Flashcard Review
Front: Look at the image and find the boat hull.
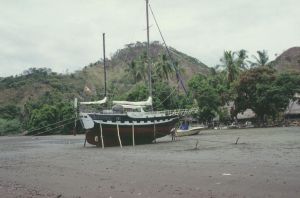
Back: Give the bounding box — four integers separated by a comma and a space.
85, 118, 178, 146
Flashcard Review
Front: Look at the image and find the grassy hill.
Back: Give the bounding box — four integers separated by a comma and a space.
0, 41, 210, 109
272, 47, 300, 73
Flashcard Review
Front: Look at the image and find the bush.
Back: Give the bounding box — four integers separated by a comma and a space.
0, 105, 21, 120
0, 119, 22, 136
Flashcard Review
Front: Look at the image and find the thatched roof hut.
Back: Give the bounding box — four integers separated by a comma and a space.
285, 100, 300, 119
237, 109, 256, 120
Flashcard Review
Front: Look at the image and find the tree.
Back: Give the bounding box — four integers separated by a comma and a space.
188, 74, 221, 123
154, 54, 174, 81
249, 50, 270, 67
24, 91, 75, 134
28, 105, 58, 129
207, 71, 231, 105
0, 119, 21, 136
126, 84, 148, 102
0, 105, 21, 120
152, 82, 177, 110
234, 67, 299, 124
125, 52, 148, 83
275, 72, 300, 99
235, 49, 249, 70
219, 50, 248, 83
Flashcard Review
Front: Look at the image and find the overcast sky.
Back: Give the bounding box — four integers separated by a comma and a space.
0, 0, 299, 77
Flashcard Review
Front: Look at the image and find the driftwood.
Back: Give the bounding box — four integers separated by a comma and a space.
235, 137, 240, 145
194, 140, 199, 150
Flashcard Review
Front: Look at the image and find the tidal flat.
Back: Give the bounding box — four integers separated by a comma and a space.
0, 127, 300, 198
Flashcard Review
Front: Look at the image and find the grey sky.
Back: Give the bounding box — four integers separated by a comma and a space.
0, 0, 299, 77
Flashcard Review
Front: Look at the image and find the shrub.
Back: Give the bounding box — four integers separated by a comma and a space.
0, 119, 22, 136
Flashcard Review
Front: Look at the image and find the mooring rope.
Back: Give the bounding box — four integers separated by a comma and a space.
26, 117, 77, 135
32, 119, 79, 136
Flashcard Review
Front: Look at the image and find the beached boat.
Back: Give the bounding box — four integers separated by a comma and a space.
175, 126, 204, 137
81, 110, 179, 146
79, 0, 184, 147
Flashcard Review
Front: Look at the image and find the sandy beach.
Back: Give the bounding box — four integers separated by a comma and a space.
0, 127, 300, 198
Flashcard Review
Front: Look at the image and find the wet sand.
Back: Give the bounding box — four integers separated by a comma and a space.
0, 127, 300, 198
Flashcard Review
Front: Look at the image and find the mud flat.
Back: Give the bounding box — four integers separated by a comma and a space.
0, 127, 300, 198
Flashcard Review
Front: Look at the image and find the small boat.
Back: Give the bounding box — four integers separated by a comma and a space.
176, 126, 204, 137
175, 122, 204, 137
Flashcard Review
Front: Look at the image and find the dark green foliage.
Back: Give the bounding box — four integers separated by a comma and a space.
208, 71, 231, 105
24, 91, 75, 134
0, 105, 22, 135
152, 82, 177, 110
188, 74, 221, 123
275, 72, 300, 99
126, 84, 148, 102
0, 119, 22, 136
234, 67, 300, 123
154, 54, 174, 81
0, 105, 21, 120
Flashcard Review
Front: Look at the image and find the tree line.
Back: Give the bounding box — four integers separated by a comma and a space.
123, 49, 300, 126
189, 50, 300, 125
0, 49, 299, 135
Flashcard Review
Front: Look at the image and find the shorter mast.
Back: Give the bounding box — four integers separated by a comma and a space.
103, 33, 107, 97
146, 0, 153, 111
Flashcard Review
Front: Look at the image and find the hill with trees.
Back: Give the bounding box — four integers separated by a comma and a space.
1, 44, 300, 135
0, 42, 209, 135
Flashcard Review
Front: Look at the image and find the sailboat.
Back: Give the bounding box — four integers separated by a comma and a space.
79, 0, 180, 147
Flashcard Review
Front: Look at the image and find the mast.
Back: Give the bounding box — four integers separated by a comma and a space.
146, 0, 152, 110
148, 5, 188, 95
103, 33, 107, 97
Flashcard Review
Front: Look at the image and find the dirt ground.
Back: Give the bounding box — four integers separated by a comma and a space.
0, 127, 300, 198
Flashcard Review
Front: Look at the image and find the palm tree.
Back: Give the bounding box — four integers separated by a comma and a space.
154, 54, 174, 81
235, 49, 248, 70
126, 53, 148, 83
126, 60, 136, 82
249, 50, 270, 67
220, 50, 249, 83
220, 51, 238, 83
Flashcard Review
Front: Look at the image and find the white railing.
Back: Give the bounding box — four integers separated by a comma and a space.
143, 108, 199, 116
80, 107, 199, 116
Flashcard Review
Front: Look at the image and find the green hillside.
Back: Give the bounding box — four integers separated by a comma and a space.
0, 42, 210, 135
0, 42, 209, 107
2, 43, 298, 136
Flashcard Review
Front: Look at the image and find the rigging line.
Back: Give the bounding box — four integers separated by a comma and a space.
26, 117, 76, 134
33, 119, 78, 136
148, 4, 188, 95
154, 85, 178, 109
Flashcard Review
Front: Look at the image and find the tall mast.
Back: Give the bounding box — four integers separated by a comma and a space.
103, 33, 107, 97
146, 0, 152, 109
